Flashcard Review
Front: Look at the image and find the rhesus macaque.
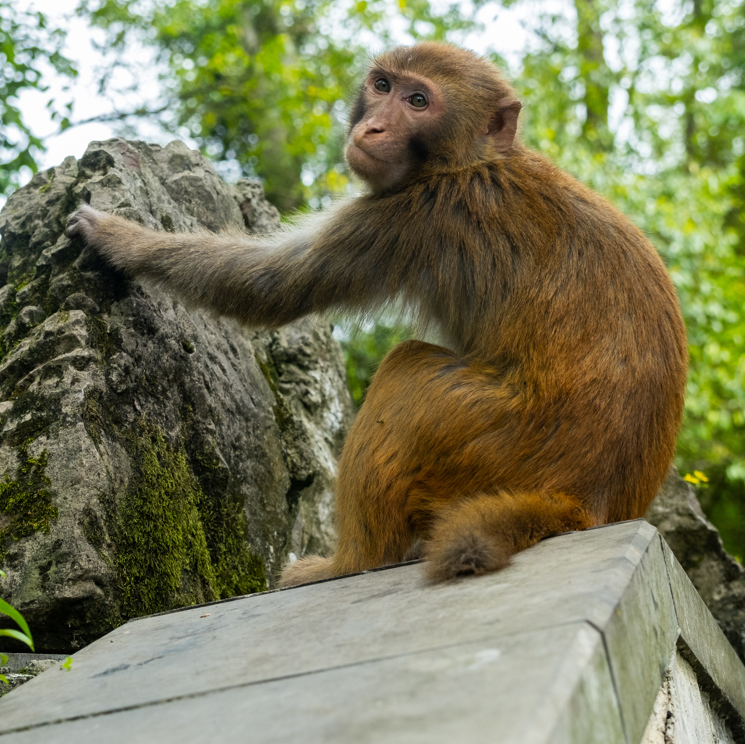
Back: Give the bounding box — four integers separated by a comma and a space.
66, 43, 687, 586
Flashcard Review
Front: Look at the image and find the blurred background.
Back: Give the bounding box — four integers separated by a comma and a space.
2, 0, 744, 558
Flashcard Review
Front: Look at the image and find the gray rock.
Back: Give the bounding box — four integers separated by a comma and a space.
0, 653, 66, 698
0, 138, 354, 653
646, 468, 745, 664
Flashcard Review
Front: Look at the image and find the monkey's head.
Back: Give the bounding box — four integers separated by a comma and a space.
345, 42, 522, 193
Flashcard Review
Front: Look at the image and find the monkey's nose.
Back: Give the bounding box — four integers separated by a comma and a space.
364, 120, 386, 135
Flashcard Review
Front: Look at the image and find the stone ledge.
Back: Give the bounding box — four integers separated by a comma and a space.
0, 520, 742, 743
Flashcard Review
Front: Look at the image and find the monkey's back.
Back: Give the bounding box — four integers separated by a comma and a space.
406, 151, 688, 522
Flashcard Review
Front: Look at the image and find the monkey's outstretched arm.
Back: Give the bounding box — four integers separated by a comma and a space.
66, 201, 390, 327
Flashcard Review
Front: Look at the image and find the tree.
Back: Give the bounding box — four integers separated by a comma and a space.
0, 1, 77, 196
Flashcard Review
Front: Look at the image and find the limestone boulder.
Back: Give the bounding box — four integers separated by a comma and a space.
0, 139, 353, 653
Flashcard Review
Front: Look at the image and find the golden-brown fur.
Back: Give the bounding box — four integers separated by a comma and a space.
66, 43, 688, 587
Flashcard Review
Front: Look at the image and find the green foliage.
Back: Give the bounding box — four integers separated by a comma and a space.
0, 569, 34, 658
694, 464, 745, 561
0, 1, 77, 196
339, 322, 412, 406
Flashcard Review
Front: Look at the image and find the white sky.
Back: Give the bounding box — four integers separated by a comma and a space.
9, 0, 573, 198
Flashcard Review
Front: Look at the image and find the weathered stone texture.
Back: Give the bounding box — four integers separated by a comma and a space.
0, 138, 353, 653
646, 468, 745, 664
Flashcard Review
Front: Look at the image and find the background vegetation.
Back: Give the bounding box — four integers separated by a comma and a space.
2, 0, 744, 559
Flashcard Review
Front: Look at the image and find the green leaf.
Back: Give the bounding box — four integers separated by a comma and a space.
0, 597, 33, 644
0, 629, 34, 651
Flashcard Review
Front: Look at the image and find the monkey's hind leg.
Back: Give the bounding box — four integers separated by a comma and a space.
424, 491, 592, 582
278, 555, 337, 588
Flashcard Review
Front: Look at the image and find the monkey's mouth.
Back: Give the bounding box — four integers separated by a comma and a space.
347, 142, 387, 164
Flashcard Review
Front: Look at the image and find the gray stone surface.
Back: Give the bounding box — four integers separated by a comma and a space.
0, 654, 66, 698
603, 530, 679, 744
646, 468, 745, 664
0, 626, 623, 744
642, 652, 736, 744
0, 520, 742, 744
0, 138, 354, 653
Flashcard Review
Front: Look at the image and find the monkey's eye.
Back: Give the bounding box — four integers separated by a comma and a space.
409, 93, 428, 108
374, 78, 391, 93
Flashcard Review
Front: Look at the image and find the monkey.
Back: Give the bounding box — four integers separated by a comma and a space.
66, 42, 688, 587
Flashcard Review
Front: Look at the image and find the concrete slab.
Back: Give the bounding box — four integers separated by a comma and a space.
0, 519, 742, 744
1, 624, 625, 744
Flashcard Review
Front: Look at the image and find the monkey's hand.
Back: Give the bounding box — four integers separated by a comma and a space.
65, 204, 111, 248
65, 204, 152, 274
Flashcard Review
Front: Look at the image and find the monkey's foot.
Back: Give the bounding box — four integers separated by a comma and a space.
423, 530, 510, 582
278, 555, 338, 588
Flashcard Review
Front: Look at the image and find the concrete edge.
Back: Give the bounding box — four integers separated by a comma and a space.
659, 535, 745, 742
595, 524, 745, 744
546, 623, 626, 744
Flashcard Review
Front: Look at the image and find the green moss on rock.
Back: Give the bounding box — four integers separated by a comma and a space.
38, 169, 55, 194
254, 353, 295, 434
191, 449, 266, 599
114, 423, 265, 619
86, 315, 118, 360
4, 391, 60, 447
0, 442, 57, 566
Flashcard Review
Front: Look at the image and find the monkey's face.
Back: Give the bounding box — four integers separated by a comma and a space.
345, 69, 444, 192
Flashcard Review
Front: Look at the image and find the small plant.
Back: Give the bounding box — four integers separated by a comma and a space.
0, 568, 34, 684
683, 470, 710, 487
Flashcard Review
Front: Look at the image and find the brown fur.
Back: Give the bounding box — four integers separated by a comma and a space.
66, 43, 688, 587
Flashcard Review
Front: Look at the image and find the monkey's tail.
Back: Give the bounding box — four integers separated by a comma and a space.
423, 491, 593, 582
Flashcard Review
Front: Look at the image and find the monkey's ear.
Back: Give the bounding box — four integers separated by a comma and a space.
488, 100, 522, 152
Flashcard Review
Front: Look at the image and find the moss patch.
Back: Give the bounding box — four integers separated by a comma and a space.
255, 353, 295, 434
191, 449, 266, 599
113, 423, 265, 619
3, 391, 61, 447
0, 443, 57, 566
38, 169, 55, 194
86, 315, 119, 360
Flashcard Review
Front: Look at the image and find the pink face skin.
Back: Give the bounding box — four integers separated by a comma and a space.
345, 70, 444, 192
